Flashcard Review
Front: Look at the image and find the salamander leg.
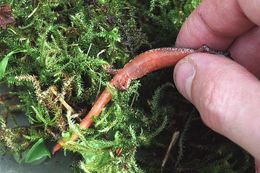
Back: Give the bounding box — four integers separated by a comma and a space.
111, 74, 131, 91
117, 78, 131, 90
104, 65, 120, 75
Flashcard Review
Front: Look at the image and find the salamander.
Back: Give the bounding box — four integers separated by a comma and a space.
52, 45, 228, 154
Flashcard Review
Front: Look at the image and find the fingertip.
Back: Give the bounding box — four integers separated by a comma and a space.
173, 56, 196, 102
174, 53, 260, 160
238, 0, 260, 26
176, 0, 254, 49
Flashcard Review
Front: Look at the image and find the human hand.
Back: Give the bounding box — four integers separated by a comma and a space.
173, 0, 260, 171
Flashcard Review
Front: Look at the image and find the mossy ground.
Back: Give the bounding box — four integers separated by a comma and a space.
0, 0, 254, 172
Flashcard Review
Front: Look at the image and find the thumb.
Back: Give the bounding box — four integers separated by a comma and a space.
173, 53, 260, 160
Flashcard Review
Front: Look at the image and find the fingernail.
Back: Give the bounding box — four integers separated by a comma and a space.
174, 59, 196, 101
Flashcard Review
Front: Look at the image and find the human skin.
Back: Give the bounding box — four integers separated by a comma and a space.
173, 0, 260, 171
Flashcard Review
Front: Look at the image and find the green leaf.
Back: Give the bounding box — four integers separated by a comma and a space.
24, 138, 51, 163
0, 50, 27, 80
0, 54, 10, 80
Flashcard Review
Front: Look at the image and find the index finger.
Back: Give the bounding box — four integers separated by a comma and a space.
176, 0, 256, 49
